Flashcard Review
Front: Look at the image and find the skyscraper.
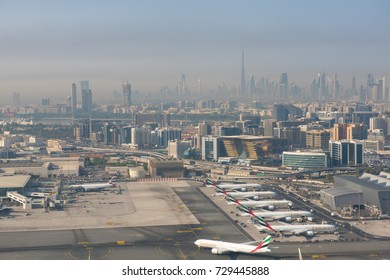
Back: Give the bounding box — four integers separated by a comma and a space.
81, 80, 92, 114
240, 46, 246, 98
279, 72, 288, 99
71, 83, 77, 114
12, 92, 20, 107
123, 81, 131, 110
249, 74, 255, 98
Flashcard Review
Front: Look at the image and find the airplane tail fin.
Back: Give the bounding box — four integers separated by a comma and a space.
250, 235, 272, 253
205, 178, 215, 186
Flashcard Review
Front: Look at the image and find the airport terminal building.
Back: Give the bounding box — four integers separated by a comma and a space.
321, 174, 390, 214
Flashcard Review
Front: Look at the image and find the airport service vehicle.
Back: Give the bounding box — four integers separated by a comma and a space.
241, 210, 313, 222
194, 235, 272, 255
255, 223, 337, 237
70, 177, 116, 192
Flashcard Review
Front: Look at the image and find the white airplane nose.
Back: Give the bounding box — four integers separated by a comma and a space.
194, 240, 200, 246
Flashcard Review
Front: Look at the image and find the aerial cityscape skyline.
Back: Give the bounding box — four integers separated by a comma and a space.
1, 0, 390, 102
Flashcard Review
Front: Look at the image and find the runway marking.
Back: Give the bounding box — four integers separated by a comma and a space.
117, 240, 126, 245
99, 247, 115, 259
369, 253, 378, 257
175, 243, 187, 260
177, 230, 193, 233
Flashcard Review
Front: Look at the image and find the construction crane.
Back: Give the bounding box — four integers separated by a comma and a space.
64, 95, 71, 105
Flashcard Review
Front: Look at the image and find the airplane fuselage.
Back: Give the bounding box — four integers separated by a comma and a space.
194, 239, 270, 254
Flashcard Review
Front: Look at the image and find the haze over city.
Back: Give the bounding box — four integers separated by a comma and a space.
1, 0, 390, 103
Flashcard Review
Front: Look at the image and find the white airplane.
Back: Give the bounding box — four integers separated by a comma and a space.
70, 177, 116, 192
228, 199, 293, 210
194, 235, 272, 255
255, 223, 337, 237
217, 191, 276, 200
205, 179, 261, 191
240, 210, 313, 223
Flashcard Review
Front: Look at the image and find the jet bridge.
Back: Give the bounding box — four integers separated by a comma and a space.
6, 192, 32, 209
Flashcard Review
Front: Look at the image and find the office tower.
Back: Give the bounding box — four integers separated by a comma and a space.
240, 46, 246, 98
305, 130, 330, 151
346, 123, 368, 140
367, 73, 375, 102
331, 72, 340, 100
279, 72, 288, 99
352, 76, 356, 95
249, 74, 255, 98
329, 140, 363, 167
80, 80, 92, 114
123, 81, 131, 110
179, 74, 186, 96
80, 80, 89, 92
71, 83, 77, 114
41, 98, 50, 106
202, 136, 221, 161
318, 72, 327, 100
198, 79, 202, 96
12, 92, 20, 107
157, 128, 182, 148
370, 117, 387, 135
332, 124, 347, 140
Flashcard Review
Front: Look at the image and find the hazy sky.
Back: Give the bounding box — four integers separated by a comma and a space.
1, 0, 390, 102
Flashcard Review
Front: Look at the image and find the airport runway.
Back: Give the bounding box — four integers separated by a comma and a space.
1, 184, 390, 260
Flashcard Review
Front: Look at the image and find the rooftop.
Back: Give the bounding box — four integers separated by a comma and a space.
0, 175, 31, 189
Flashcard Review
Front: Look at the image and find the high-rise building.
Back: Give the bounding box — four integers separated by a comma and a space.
80, 80, 92, 114
240, 46, 246, 98
346, 123, 368, 140
71, 83, 77, 114
202, 135, 221, 161
123, 81, 131, 109
279, 72, 288, 99
157, 128, 181, 148
305, 130, 330, 151
331, 124, 347, 140
12, 92, 20, 107
249, 74, 256, 98
329, 140, 363, 166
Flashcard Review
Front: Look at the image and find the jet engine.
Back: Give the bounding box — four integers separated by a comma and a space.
305, 231, 314, 237
211, 248, 228, 254
284, 216, 292, 223
240, 187, 247, 192
267, 205, 275, 211
252, 195, 260, 201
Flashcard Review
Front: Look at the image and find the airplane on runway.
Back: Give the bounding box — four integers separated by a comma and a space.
240, 210, 313, 223
216, 190, 276, 200
205, 179, 261, 191
70, 177, 116, 192
228, 199, 293, 210
194, 235, 272, 255
255, 223, 337, 237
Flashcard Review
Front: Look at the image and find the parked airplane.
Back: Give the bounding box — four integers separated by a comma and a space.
255, 223, 337, 237
70, 177, 116, 192
205, 179, 261, 191
240, 210, 313, 222
194, 235, 272, 255
228, 199, 293, 210
217, 190, 276, 200
222, 190, 276, 232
